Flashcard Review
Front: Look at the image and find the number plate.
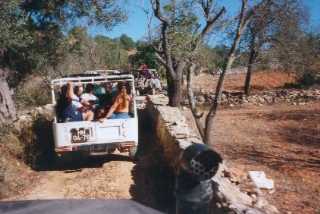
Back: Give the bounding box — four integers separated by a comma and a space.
70, 127, 93, 144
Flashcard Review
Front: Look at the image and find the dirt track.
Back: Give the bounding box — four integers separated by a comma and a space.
1, 110, 175, 213
7, 154, 135, 200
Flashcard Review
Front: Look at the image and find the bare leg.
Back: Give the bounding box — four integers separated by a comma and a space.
83, 111, 94, 121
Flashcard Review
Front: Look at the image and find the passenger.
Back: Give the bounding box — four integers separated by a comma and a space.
80, 84, 98, 110
63, 82, 94, 122
94, 82, 115, 121
102, 82, 132, 120
104, 82, 115, 104
56, 85, 69, 122
150, 74, 162, 94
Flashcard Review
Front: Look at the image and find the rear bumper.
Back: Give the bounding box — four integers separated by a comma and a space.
55, 142, 137, 154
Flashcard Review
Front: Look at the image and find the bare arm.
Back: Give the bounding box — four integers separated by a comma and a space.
66, 82, 74, 99
105, 97, 120, 119
81, 100, 91, 107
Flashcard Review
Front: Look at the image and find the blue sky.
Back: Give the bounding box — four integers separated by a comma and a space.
88, 0, 320, 41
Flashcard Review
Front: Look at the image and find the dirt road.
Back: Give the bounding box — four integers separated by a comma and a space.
2, 112, 174, 213
7, 153, 135, 200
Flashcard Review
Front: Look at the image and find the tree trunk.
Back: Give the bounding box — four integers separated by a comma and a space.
0, 69, 16, 126
204, 0, 251, 145
187, 65, 205, 140
166, 62, 186, 107
204, 56, 236, 144
244, 35, 257, 96
168, 78, 183, 107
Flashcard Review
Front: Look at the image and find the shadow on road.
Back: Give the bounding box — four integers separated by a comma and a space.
129, 109, 175, 214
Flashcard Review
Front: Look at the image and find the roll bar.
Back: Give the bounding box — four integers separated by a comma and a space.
51, 75, 134, 87
50, 73, 135, 105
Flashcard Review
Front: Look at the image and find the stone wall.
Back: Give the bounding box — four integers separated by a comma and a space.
145, 95, 278, 214
192, 88, 320, 107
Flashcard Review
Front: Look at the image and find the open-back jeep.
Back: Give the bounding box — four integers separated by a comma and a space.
51, 70, 138, 158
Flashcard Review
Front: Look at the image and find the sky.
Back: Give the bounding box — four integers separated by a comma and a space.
87, 0, 320, 42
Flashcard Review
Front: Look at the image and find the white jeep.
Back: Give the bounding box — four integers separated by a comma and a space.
50, 70, 138, 158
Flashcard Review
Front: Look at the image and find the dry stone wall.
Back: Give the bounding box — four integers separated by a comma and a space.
146, 95, 278, 214
192, 88, 320, 106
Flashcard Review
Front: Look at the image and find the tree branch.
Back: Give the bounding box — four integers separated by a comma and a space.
200, 7, 226, 41
155, 52, 175, 77
204, 0, 251, 144
151, 0, 170, 24
187, 63, 205, 140
192, 4, 226, 52
151, 0, 176, 79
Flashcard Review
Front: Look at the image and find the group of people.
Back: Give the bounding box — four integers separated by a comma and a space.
135, 66, 162, 95
57, 81, 132, 122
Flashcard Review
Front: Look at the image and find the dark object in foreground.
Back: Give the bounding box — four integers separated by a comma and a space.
0, 199, 164, 214
175, 144, 222, 214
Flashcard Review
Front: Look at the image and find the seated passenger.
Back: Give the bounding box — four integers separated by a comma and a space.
56, 85, 69, 122
102, 82, 132, 120
80, 84, 99, 109
94, 83, 114, 121
99, 82, 114, 107
63, 82, 94, 122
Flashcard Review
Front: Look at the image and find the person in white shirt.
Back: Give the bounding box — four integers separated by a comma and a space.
80, 84, 99, 110
62, 82, 94, 121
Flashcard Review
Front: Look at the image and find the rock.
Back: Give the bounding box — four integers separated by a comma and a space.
182, 99, 189, 105
255, 197, 279, 214
249, 171, 274, 190
258, 97, 265, 104
196, 95, 206, 104
264, 96, 274, 104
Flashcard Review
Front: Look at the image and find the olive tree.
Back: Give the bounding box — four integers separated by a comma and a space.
150, 0, 226, 107
242, 0, 306, 95
187, 0, 276, 144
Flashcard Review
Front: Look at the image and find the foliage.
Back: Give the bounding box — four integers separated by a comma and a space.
0, 0, 127, 86
119, 34, 136, 50
130, 42, 158, 69
20, 0, 126, 30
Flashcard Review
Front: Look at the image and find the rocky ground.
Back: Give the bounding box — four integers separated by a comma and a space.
182, 69, 320, 214
183, 101, 320, 214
